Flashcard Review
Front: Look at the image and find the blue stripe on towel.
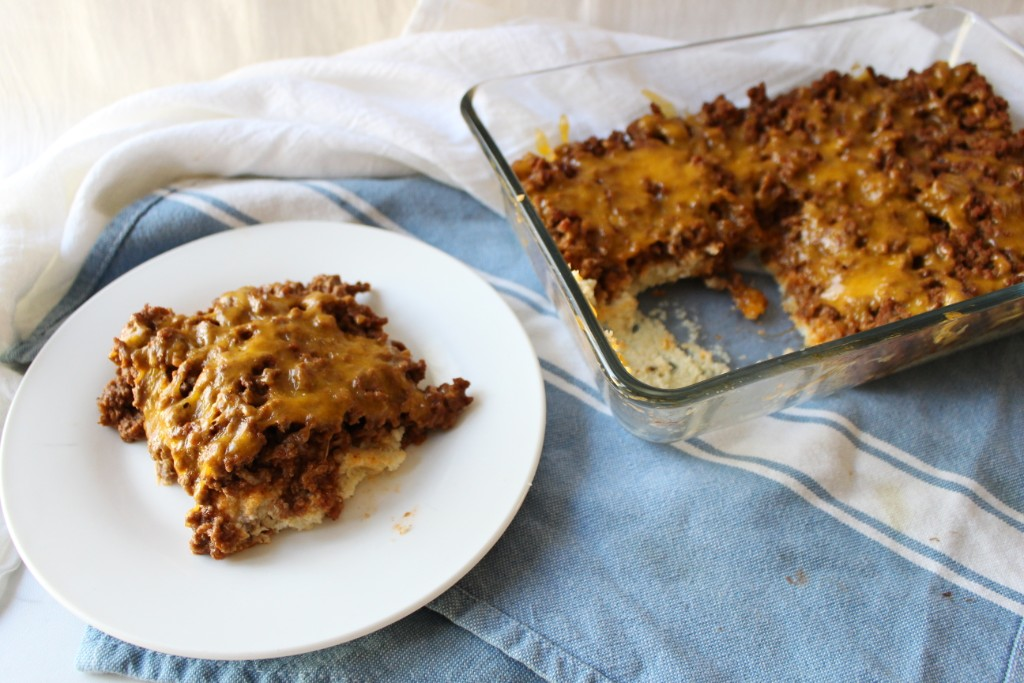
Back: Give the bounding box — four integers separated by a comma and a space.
773, 410, 1024, 533
689, 434, 1024, 608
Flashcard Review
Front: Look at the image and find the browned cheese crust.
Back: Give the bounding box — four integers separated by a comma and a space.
513, 61, 1024, 345
98, 275, 472, 558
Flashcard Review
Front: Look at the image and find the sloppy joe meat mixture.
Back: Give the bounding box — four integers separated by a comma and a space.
99, 274, 472, 558
513, 61, 1024, 345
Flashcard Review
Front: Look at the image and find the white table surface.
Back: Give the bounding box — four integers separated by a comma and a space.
0, 568, 110, 682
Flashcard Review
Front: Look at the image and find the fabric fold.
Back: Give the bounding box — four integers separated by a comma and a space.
430, 586, 614, 683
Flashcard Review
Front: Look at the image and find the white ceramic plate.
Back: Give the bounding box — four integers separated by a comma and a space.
0, 221, 545, 660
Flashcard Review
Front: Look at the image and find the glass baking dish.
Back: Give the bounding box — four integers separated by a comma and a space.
461, 5, 1024, 442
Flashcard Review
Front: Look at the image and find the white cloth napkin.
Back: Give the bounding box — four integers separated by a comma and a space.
0, 22, 675, 359
0, 514, 18, 596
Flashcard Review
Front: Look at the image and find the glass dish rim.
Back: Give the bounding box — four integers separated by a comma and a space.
461, 3, 1024, 408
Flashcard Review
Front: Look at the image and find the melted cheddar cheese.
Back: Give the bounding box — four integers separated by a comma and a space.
100, 275, 472, 558
121, 286, 426, 484
513, 61, 1024, 346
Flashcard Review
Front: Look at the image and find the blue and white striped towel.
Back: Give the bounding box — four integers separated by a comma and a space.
17, 174, 1021, 682
1, 13, 1023, 683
